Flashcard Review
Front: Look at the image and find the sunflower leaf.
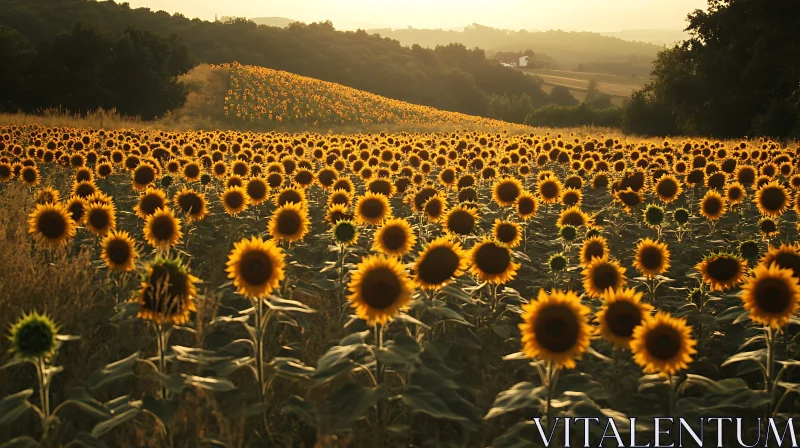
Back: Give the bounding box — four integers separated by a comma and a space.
0, 389, 33, 426
88, 352, 140, 391
91, 408, 142, 437
0, 436, 39, 448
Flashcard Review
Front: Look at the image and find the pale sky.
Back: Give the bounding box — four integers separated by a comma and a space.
124, 0, 708, 32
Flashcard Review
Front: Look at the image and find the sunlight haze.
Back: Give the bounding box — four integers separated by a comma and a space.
124, 0, 708, 32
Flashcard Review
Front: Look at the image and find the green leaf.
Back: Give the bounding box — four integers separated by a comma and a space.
266, 296, 316, 313
375, 334, 421, 368
320, 384, 382, 431
63, 433, 108, 448
89, 352, 139, 390
485, 382, 545, 419
0, 436, 39, 448
58, 388, 112, 419
141, 396, 179, 425
91, 408, 142, 437
722, 349, 766, 368
0, 389, 33, 426
399, 386, 468, 422
269, 357, 314, 380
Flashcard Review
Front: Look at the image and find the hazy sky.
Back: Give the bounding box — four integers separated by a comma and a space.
124, 0, 709, 32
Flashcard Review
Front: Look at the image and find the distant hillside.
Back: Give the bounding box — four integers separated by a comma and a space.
209, 63, 527, 129
222, 16, 296, 28
599, 29, 688, 46
367, 24, 662, 77
0, 0, 550, 120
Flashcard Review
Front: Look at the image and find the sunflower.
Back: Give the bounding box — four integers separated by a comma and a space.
579, 235, 609, 267
19, 165, 40, 186
423, 195, 447, 222
100, 230, 138, 272
245, 177, 270, 205
597, 288, 653, 348
633, 238, 671, 278
615, 188, 642, 211
144, 208, 183, 250
719, 183, 743, 206
696, 252, 747, 291
85, 202, 117, 237
268, 202, 310, 243
519, 289, 591, 369
221, 186, 250, 216
516, 191, 538, 220
136, 256, 198, 325
226, 236, 286, 298
355, 192, 392, 226
444, 206, 479, 237
654, 174, 683, 203
173, 188, 207, 222
132, 163, 157, 190
71, 180, 97, 198
759, 217, 779, 239
8, 311, 59, 360
469, 239, 519, 284
413, 237, 469, 290
326, 203, 353, 224
582, 256, 627, 298
493, 220, 522, 248
493, 177, 522, 206
538, 176, 562, 204
347, 255, 414, 325
631, 312, 697, 376
373, 218, 416, 257
557, 206, 589, 228
0, 163, 13, 181
699, 190, 726, 221
333, 220, 360, 246
755, 181, 789, 217
65, 195, 87, 224
762, 244, 800, 279
35, 186, 60, 205
135, 187, 168, 219
274, 187, 307, 207
27, 202, 76, 247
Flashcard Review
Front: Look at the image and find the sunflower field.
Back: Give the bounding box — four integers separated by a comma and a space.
221, 63, 527, 129
2, 125, 800, 447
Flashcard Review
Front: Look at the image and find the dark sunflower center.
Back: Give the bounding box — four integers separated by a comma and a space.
425, 200, 442, 218
144, 266, 189, 314
729, 188, 742, 201
605, 301, 642, 338
360, 267, 402, 310
441, 170, 455, 183
591, 263, 620, 291
296, 171, 312, 185
278, 191, 302, 206
233, 163, 248, 176
760, 188, 787, 212
239, 250, 273, 286
475, 243, 511, 275
268, 174, 283, 188
708, 173, 725, 190
414, 189, 437, 210
418, 247, 460, 285
702, 197, 722, 216
497, 182, 520, 203
381, 225, 408, 251
0, 165, 11, 178
496, 223, 518, 244
134, 167, 155, 185
657, 179, 678, 198
644, 325, 681, 360
16, 322, 54, 356
738, 169, 755, 184
582, 242, 605, 264
38, 210, 67, 239
773, 253, 800, 278
318, 170, 336, 187
75, 184, 95, 198
335, 223, 357, 243
88, 209, 110, 230
706, 257, 740, 281
753, 277, 792, 314
561, 212, 585, 227
22, 168, 37, 183
106, 239, 131, 265
184, 165, 200, 178
140, 195, 165, 215
458, 188, 477, 203
760, 219, 778, 234
563, 192, 579, 206
68, 202, 85, 222
178, 193, 203, 215
534, 304, 580, 353
151, 216, 176, 241
225, 192, 245, 210
447, 211, 475, 235
639, 246, 664, 270
360, 198, 385, 220
277, 211, 301, 236
518, 197, 535, 215
540, 181, 558, 199
370, 180, 392, 196
619, 192, 641, 207
98, 165, 111, 177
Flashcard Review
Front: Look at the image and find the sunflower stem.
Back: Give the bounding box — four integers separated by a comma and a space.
766, 327, 775, 403
667, 374, 675, 418
611, 348, 619, 409
338, 244, 347, 315
155, 323, 169, 400
374, 323, 385, 447
255, 297, 266, 403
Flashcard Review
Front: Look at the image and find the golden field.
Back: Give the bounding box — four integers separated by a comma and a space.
1, 123, 800, 447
